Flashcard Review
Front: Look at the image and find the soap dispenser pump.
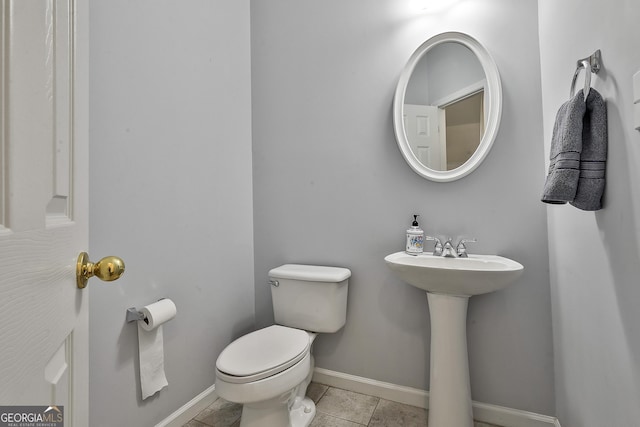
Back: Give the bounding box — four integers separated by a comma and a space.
406, 215, 424, 255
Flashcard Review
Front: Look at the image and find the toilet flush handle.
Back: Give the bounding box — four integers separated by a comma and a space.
269, 279, 279, 287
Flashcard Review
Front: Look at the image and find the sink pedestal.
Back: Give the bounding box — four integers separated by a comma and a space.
384, 251, 524, 427
427, 292, 473, 427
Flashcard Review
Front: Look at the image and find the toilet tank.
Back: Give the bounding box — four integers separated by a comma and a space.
269, 264, 351, 333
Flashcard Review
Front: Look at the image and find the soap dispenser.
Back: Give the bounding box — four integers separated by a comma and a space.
406, 215, 424, 255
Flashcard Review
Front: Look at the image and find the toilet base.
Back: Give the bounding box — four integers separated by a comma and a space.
290, 397, 316, 427
238, 392, 290, 427
239, 395, 316, 427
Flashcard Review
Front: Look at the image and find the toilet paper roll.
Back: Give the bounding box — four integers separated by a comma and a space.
139, 299, 177, 331
137, 298, 176, 400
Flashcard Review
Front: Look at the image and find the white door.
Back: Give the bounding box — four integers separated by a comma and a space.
0, 1, 89, 425
403, 104, 446, 170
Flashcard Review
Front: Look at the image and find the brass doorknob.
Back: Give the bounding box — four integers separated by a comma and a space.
76, 252, 125, 289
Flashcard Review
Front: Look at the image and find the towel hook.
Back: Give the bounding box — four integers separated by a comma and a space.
570, 49, 602, 101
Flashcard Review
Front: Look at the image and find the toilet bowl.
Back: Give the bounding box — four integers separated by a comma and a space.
214, 264, 351, 427
215, 325, 317, 427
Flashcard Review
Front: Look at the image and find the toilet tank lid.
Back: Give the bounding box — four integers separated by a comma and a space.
269, 264, 351, 282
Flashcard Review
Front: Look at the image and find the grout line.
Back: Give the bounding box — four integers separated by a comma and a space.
316, 385, 380, 426
367, 397, 383, 427
316, 383, 329, 402
316, 408, 367, 426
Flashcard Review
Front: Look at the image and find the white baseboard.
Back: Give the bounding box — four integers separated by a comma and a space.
313, 368, 561, 427
155, 384, 218, 427
313, 367, 429, 409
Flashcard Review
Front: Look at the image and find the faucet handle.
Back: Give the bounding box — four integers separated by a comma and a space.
425, 236, 443, 256
456, 238, 477, 258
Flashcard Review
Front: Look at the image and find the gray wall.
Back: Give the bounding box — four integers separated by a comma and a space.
89, 1, 254, 426
538, 1, 640, 426
426, 43, 484, 104
405, 43, 484, 105
252, 0, 554, 415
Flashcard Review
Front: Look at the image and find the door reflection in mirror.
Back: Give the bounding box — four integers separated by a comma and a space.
404, 42, 486, 171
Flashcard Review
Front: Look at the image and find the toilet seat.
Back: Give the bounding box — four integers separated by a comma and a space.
216, 325, 310, 384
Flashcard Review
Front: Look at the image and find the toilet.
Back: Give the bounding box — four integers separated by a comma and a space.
215, 264, 351, 427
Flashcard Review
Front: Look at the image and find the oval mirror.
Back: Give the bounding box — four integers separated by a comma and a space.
393, 32, 502, 182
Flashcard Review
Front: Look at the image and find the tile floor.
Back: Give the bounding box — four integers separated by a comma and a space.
182, 383, 504, 427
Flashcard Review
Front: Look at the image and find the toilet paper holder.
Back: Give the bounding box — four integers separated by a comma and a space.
126, 298, 168, 323
126, 307, 146, 323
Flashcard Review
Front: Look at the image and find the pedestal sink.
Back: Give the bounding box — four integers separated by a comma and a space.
384, 251, 523, 427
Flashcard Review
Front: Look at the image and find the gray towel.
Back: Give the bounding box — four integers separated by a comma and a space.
541, 91, 586, 204
541, 89, 607, 210
571, 89, 607, 211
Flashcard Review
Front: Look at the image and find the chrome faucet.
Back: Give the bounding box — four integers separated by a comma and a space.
427, 236, 477, 257
442, 239, 456, 258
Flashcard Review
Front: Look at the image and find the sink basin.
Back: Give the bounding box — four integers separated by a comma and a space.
384, 251, 523, 296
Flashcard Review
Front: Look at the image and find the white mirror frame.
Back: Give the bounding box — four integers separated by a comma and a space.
393, 32, 502, 182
